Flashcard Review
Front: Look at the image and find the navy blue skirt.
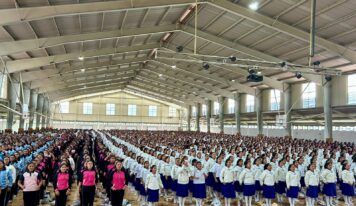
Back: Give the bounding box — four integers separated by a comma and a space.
189, 180, 194, 193
139, 184, 147, 196
176, 183, 189, 197
287, 186, 299, 198
234, 181, 243, 193
263, 185, 276, 199
171, 179, 177, 192
213, 179, 222, 192
255, 180, 262, 191
206, 172, 214, 187
147, 189, 159, 202
323, 183, 336, 197
306, 186, 319, 198
135, 178, 141, 191
222, 183, 236, 198
300, 176, 306, 187
341, 183, 355, 196
243, 184, 256, 197
193, 183, 207, 199
276, 181, 286, 194
162, 176, 172, 190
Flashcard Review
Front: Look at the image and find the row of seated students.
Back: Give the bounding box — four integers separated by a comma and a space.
91, 130, 356, 206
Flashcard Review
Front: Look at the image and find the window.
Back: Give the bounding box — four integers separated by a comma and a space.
148, 105, 157, 117
270, 89, 281, 110
169, 107, 176, 117
83, 102, 93, 115
302, 83, 316, 108
348, 74, 356, 104
59, 101, 69, 113
228, 98, 235, 114
214, 102, 219, 115
192, 106, 197, 117
106, 104, 115, 115
202, 104, 207, 116
246, 95, 255, 112
128, 104, 137, 116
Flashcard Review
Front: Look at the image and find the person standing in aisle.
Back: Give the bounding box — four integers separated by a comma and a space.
176, 160, 191, 206
286, 164, 300, 206
321, 160, 337, 206
145, 165, 163, 206
53, 163, 72, 206
79, 160, 98, 206
260, 163, 276, 206
239, 161, 255, 206
220, 157, 235, 206
192, 161, 207, 206
108, 161, 129, 206
18, 162, 42, 206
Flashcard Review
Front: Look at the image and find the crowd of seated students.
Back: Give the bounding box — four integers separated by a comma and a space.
90, 130, 356, 206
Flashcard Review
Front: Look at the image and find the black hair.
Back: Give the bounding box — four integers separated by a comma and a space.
225, 156, 233, 166
288, 164, 294, 171
264, 163, 271, 170
150, 165, 156, 172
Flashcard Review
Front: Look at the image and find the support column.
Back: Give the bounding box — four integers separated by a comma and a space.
196, 103, 201, 132
6, 74, 20, 130
187, 105, 192, 131
218, 96, 225, 133
36, 94, 44, 129
256, 90, 263, 135
324, 79, 333, 141
29, 89, 38, 129
234, 92, 241, 135
46, 102, 51, 127
206, 100, 212, 133
42, 97, 48, 128
284, 84, 292, 137
19, 83, 31, 129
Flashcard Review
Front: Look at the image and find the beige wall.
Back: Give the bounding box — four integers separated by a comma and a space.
52, 92, 182, 124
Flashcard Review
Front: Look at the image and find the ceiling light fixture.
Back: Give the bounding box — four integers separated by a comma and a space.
229, 56, 237, 62
295, 72, 302, 79
158, 74, 163, 77
171, 65, 177, 69
81, 69, 85, 72
176, 46, 184, 53
202, 62, 210, 70
249, 1, 259, 10
78, 56, 84, 61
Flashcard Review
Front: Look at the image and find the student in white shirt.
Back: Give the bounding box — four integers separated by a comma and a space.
252, 158, 263, 202
145, 165, 163, 206
305, 163, 319, 206
212, 155, 223, 199
176, 160, 191, 206
321, 160, 337, 206
192, 161, 207, 206
286, 164, 300, 206
239, 161, 255, 206
171, 158, 180, 204
275, 159, 287, 203
140, 161, 150, 206
234, 159, 244, 206
205, 152, 216, 199
341, 163, 355, 206
220, 157, 235, 206
260, 163, 275, 206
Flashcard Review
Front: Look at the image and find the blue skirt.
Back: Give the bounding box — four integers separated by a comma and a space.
222, 183, 236, 198
263, 185, 276, 199
147, 189, 159, 202
306, 186, 319, 198
206, 173, 214, 187
135, 178, 141, 191
341, 183, 355, 196
234, 181, 243, 192
287, 186, 299, 198
139, 184, 147, 196
300, 176, 306, 187
171, 179, 177, 192
193, 183, 207, 199
189, 180, 194, 193
243, 184, 256, 197
213, 179, 222, 192
255, 180, 262, 191
276, 181, 286, 194
176, 183, 189, 197
162, 176, 172, 190
323, 183, 336, 197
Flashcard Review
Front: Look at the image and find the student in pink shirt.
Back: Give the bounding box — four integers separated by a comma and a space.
107, 161, 129, 206
79, 160, 98, 206
53, 163, 72, 206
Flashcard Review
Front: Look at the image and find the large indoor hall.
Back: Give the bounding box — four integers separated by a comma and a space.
0, 0, 355, 206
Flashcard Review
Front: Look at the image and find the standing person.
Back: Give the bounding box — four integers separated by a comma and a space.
305, 163, 319, 206
107, 161, 128, 206
176, 160, 191, 206
260, 163, 276, 206
140, 161, 150, 206
341, 163, 354, 206
79, 160, 97, 206
286, 164, 300, 206
145, 165, 163, 206
234, 159, 244, 206
53, 163, 72, 206
275, 159, 287, 203
220, 157, 235, 206
3, 157, 16, 204
239, 161, 255, 206
321, 160, 337, 206
192, 161, 207, 206
252, 158, 263, 203
171, 158, 180, 204
18, 162, 42, 206
0, 160, 12, 206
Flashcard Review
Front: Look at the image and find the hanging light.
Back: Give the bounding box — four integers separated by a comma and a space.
249, 1, 259, 10
78, 56, 84, 61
